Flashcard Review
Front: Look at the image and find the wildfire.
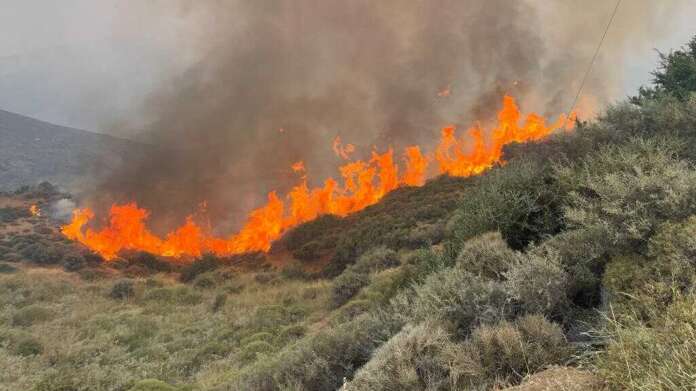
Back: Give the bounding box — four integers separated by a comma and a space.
62, 95, 576, 260
291, 161, 305, 173
332, 136, 355, 160
29, 204, 41, 216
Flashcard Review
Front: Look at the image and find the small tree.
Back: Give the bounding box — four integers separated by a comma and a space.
633, 35, 696, 103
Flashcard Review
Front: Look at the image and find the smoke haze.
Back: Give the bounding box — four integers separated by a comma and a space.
60, 0, 691, 232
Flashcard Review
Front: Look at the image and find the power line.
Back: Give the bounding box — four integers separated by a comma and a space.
568, 0, 622, 116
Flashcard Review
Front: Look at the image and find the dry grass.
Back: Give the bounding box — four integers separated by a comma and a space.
0, 265, 332, 391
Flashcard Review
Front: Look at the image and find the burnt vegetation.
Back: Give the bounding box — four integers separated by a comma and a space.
2, 35, 696, 391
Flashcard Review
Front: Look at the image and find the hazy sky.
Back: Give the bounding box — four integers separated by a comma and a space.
0, 1, 694, 133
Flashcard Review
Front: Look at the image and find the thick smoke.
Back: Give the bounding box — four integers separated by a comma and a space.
92, 0, 685, 233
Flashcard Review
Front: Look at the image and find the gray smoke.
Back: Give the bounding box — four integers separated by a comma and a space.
91, 0, 687, 232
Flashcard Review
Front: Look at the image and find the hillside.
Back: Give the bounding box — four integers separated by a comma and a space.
0, 109, 148, 191
1, 36, 696, 391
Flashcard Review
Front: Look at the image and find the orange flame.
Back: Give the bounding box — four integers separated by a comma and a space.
291, 161, 305, 173
29, 204, 41, 217
62, 95, 576, 260
332, 136, 355, 160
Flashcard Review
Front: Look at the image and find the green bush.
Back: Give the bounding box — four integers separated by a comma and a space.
456, 231, 521, 280
193, 273, 216, 289
239, 340, 276, 364
469, 315, 570, 385
448, 159, 564, 250
392, 265, 511, 337
21, 242, 65, 265
12, 334, 44, 356
62, 254, 86, 271
504, 250, 569, 316
346, 316, 570, 390
352, 246, 400, 274
0, 207, 30, 223
292, 240, 322, 262
0, 262, 17, 273
12, 304, 53, 326
211, 292, 227, 313
276, 324, 306, 344
330, 268, 370, 308
555, 138, 696, 254
344, 322, 460, 391
110, 279, 135, 300
407, 222, 445, 247
229, 312, 401, 390
280, 262, 309, 280
179, 253, 220, 282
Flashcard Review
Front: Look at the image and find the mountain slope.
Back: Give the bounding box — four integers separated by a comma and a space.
0, 109, 147, 191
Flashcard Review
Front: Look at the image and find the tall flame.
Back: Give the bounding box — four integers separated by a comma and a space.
62, 95, 575, 260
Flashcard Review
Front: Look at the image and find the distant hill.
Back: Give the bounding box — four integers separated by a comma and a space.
0, 109, 148, 192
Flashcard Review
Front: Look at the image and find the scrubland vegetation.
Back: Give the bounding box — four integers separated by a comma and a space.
2, 36, 696, 391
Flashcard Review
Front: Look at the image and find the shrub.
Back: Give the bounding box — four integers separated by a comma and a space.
62, 254, 86, 271
346, 316, 570, 391
399, 247, 456, 284
330, 269, 370, 308
229, 312, 401, 390
292, 240, 322, 262
179, 253, 220, 282
12, 334, 44, 356
211, 293, 227, 313
12, 305, 53, 326
110, 279, 135, 300
648, 216, 696, 282
0, 207, 30, 223
407, 222, 445, 247
456, 231, 521, 280
392, 265, 511, 337
449, 159, 564, 250
239, 340, 276, 364
254, 271, 277, 284
352, 246, 400, 274
115, 317, 158, 352
280, 263, 309, 280
22, 242, 65, 265
344, 322, 459, 391
555, 138, 696, 254
469, 315, 570, 385
0, 262, 17, 273
193, 273, 216, 289
504, 250, 569, 316
240, 332, 275, 347
276, 324, 306, 344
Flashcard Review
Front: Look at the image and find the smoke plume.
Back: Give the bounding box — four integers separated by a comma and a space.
91, 0, 686, 233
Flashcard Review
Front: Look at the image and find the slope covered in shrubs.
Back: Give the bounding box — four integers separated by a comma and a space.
2, 35, 696, 391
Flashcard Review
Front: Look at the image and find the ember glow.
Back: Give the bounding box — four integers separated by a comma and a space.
29, 204, 41, 216
62, 95, 576, 260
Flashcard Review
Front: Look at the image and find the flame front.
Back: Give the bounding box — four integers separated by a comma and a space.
62, 96, 576, 260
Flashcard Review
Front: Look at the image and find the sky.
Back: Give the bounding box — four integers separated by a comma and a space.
0, 0, 694, 134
